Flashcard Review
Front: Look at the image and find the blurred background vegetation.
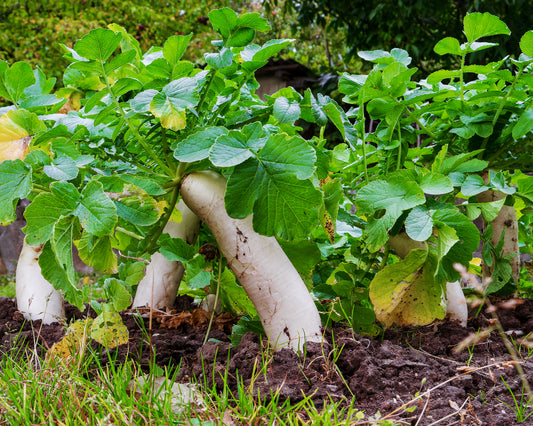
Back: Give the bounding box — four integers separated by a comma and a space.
1, 0, 532, 86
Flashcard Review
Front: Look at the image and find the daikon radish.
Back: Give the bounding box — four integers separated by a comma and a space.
132, 199, 200, 309
180, 171, 323, 351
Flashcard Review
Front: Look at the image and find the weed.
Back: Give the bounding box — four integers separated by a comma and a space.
500, 377, 533, 423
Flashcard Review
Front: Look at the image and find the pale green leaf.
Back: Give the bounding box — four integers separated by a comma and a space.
512, 109, 533, 138
405, 206, 433, 241
463, 12, 510, 43
114, 196, 159, 226
43, 156, 79, 181
163, 34, 193, 66
174, 127, 228, 162
103, 279, 131, 311
273, 97, 301, 125
0, 160, 32, 225
434, 37, 464, 56
209, 122, 266, 167
74, 28, 122, 62
74, 180, 117, 236
158, 233, 196, 263
520, 30, 533, 58
77, 233, 118, 274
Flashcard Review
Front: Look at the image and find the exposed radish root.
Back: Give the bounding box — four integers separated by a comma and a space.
445, 281, 468, 326
16, 240, 65, 324
388, 232, 468, 327
132, 200, 200, 309
180, 171, 323, 351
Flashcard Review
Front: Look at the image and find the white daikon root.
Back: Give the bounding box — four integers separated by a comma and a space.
180, 171, 323, 352
16, 240, 65, 324
388, 232, 468, 327
445, 280, 468, 326
132, 199, 200, 309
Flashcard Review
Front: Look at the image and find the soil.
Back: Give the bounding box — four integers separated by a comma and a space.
1, 296, 533, 425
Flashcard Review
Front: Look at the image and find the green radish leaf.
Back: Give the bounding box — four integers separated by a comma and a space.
104, 49, 137, 74
50, 216, 79, 289
91, 307, 129, 348
517, 176, 533, 203
370, 249, 445, 327
273, 97, 301, 124
323, 101, 357, 149
323, 178, 343, 224
121, 175, 166, 196
103, 279, 131, 311
114, 196, 159, 226
209, 122, 267, 167
465, 199, 505, 222
75, 180, 117, 236
520, 30, 533, 57
461, 175, 489, 196
149, 77, 201, 130
119, 261, 147, 288
434, 37, 464, 56
512, 108, 533, 138
300, 90, 328, 126
356, 179, 426, 251
77, 233, 118, 274
163, 34, 193, 66
418, 172, 453, 195
0, 160, 32, 225
434, 224, 459, 260
130, 89, 159, 113
433, 209, 480, 282
39, 240, 84, 309
405, 206, 433, 241
112, 78, 142, 98
0, 62, 35, 104
174, 127, 228, 162
225, 134, 320, 240
427, 69, 462, 84
74, 28, 122, 62
218, 268, 256, 315
24, 182, 81, 244
463, 12, 510, 43
43, 156, 79, 181
205, 48, 233, 70
208, 8, 239, 39
279, 239, 321, 278
158, 233, 196, 263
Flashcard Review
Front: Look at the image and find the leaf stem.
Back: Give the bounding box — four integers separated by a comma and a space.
115, 226, 143, 240
358, 98, 369, 185
194, 69, 217, 125
31, 183, 51, 192
144, 182, 180, 253
100, 62, 174, 177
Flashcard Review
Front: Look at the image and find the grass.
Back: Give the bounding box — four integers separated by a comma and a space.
0, 323, 394, 425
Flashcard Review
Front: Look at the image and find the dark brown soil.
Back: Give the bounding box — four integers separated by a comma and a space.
1, 296, 533, 425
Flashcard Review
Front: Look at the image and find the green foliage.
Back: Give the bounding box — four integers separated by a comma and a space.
275, 0, 533, 74
0, 9, 332, 326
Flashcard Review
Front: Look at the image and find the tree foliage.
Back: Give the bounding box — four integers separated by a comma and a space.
275, 0, 533, 73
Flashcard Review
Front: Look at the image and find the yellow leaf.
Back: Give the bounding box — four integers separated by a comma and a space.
91, 310, 129, 348
47, 319, 93, 361
0, 111, 32, 162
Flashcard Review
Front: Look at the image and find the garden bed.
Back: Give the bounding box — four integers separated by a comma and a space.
1, 295, 532, 425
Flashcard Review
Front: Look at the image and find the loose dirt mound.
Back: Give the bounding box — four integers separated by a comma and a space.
1, 296, 532, 425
